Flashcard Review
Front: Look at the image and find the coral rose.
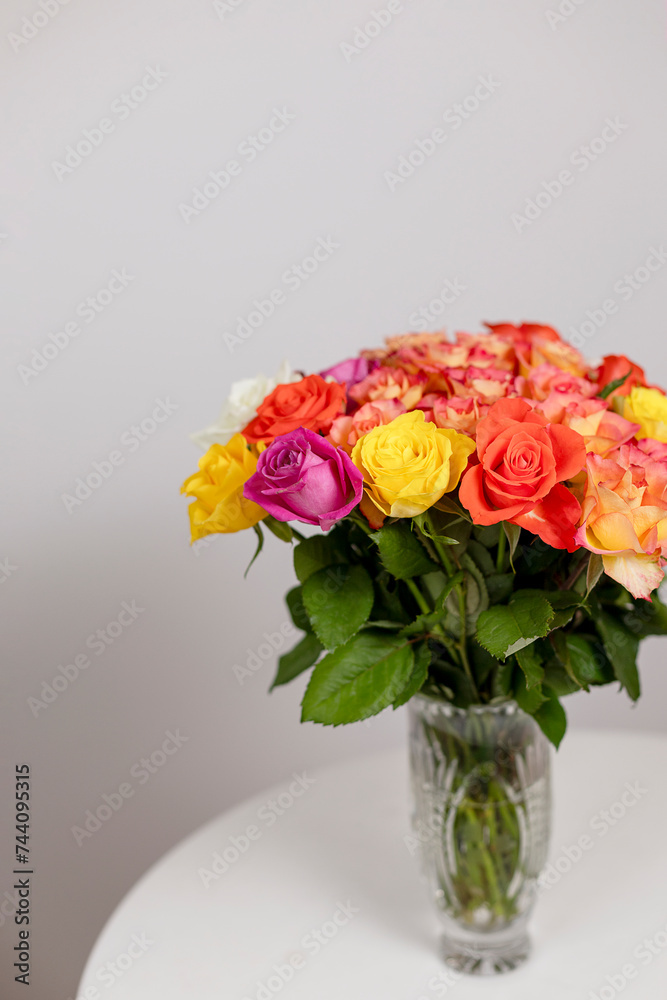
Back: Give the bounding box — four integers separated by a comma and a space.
242, 374, 345, 443
244, 428, 362, 531
595, 355, 647, 397
459, 398, 586, 551
181, 434, 267, 541
351, 410, 475, 525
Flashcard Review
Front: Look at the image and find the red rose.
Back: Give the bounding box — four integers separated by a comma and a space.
242, 374, 345, 443
459, 398, 586, 551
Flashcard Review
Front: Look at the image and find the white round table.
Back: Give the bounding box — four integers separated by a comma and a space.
78, 732, 667, 999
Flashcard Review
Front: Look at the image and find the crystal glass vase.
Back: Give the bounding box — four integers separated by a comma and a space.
408, 694, 551, 975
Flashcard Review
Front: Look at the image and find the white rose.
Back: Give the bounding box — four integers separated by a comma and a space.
190, 361, 299, 450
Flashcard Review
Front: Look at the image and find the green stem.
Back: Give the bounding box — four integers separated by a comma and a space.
424, 517, 479, 700
291, 527, 307, 542
406, 578, 431, 615
496, 529, 506, 573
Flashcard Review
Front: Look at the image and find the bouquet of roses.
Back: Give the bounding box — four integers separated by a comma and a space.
182, 324, 667, 748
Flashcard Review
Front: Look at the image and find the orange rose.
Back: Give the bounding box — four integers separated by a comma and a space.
242, 374, 345, 443
459, 398, 586, 550
594, 355, 647, 397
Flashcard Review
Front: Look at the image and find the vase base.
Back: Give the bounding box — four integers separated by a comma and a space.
439, 932, 530, 976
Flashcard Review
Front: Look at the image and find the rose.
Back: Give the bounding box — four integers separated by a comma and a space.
516, 362, 596, 401
190, 361, 298, 450
348, 366, 426, 410
575, 446, 667, 599
351, 410, 475, 526
181, 434, 267, 541
328, 399, 406, 452
459, 398, 586, 550
319, 356, 371, 386
620, 386, 667, 442
537, 393, 639, 457
242, 374, 346, 443
243, 428, 363, 530
595, 354, 647, 397
417, 394, 488, 436
487, 322, 588, 376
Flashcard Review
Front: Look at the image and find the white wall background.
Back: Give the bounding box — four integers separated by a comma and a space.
2, 1, 666, 997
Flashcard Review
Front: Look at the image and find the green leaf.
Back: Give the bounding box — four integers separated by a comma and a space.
293, 534, 347, 583
370, 521, 437, 580
542, 663, 581, 697
502, 522, 522, 564
586, 553, 604, 595
486, 573, 514, 605
473, 524, 501, 548
372, 574, 412, 625
399, 611, 445, 638
270, 633, 323, 689
565, 634, 608, 689
466, 540, 496, 577
490, 657, 514, 699
517, 537, 560, 574
285, 586, 312, 633
533, 689, 567, 748
420, 571, 447, 604
301, 632, 415, 725
393, 642, 431, 708
513, 589, 581, 630
302, 564, 374, 650
244, 523, 264, 578
415, 509, 472, 546
514, 671, 547, 714
598, 370, 631, 399
430, 661, 478, 707
594, 610, 640, 700
431, 494, 472, 519
437, 570, 464, 608
263, 515, 293, 542
476, 594, 554, 660
622, 593, 667, 637
470, 641, 499, 687
516, 643, 544, 690
443, 555, 489, 631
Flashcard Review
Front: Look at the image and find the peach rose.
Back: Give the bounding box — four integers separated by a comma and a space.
348, 365, 426, 410
328, 398, 406, 452
576, 445, 667, 599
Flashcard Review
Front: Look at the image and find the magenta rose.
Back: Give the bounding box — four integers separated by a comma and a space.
319, 356, 370, 387
243, 428, 363, 530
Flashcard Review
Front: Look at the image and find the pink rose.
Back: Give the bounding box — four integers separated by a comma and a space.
243, 428, 362, 530
319, 356, 371, 386
328, 398, 406, 452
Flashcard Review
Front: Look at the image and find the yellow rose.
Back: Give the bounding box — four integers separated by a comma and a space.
621, 386, 667, 442
181, 434, 267, 541
351, 410, 475, 519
